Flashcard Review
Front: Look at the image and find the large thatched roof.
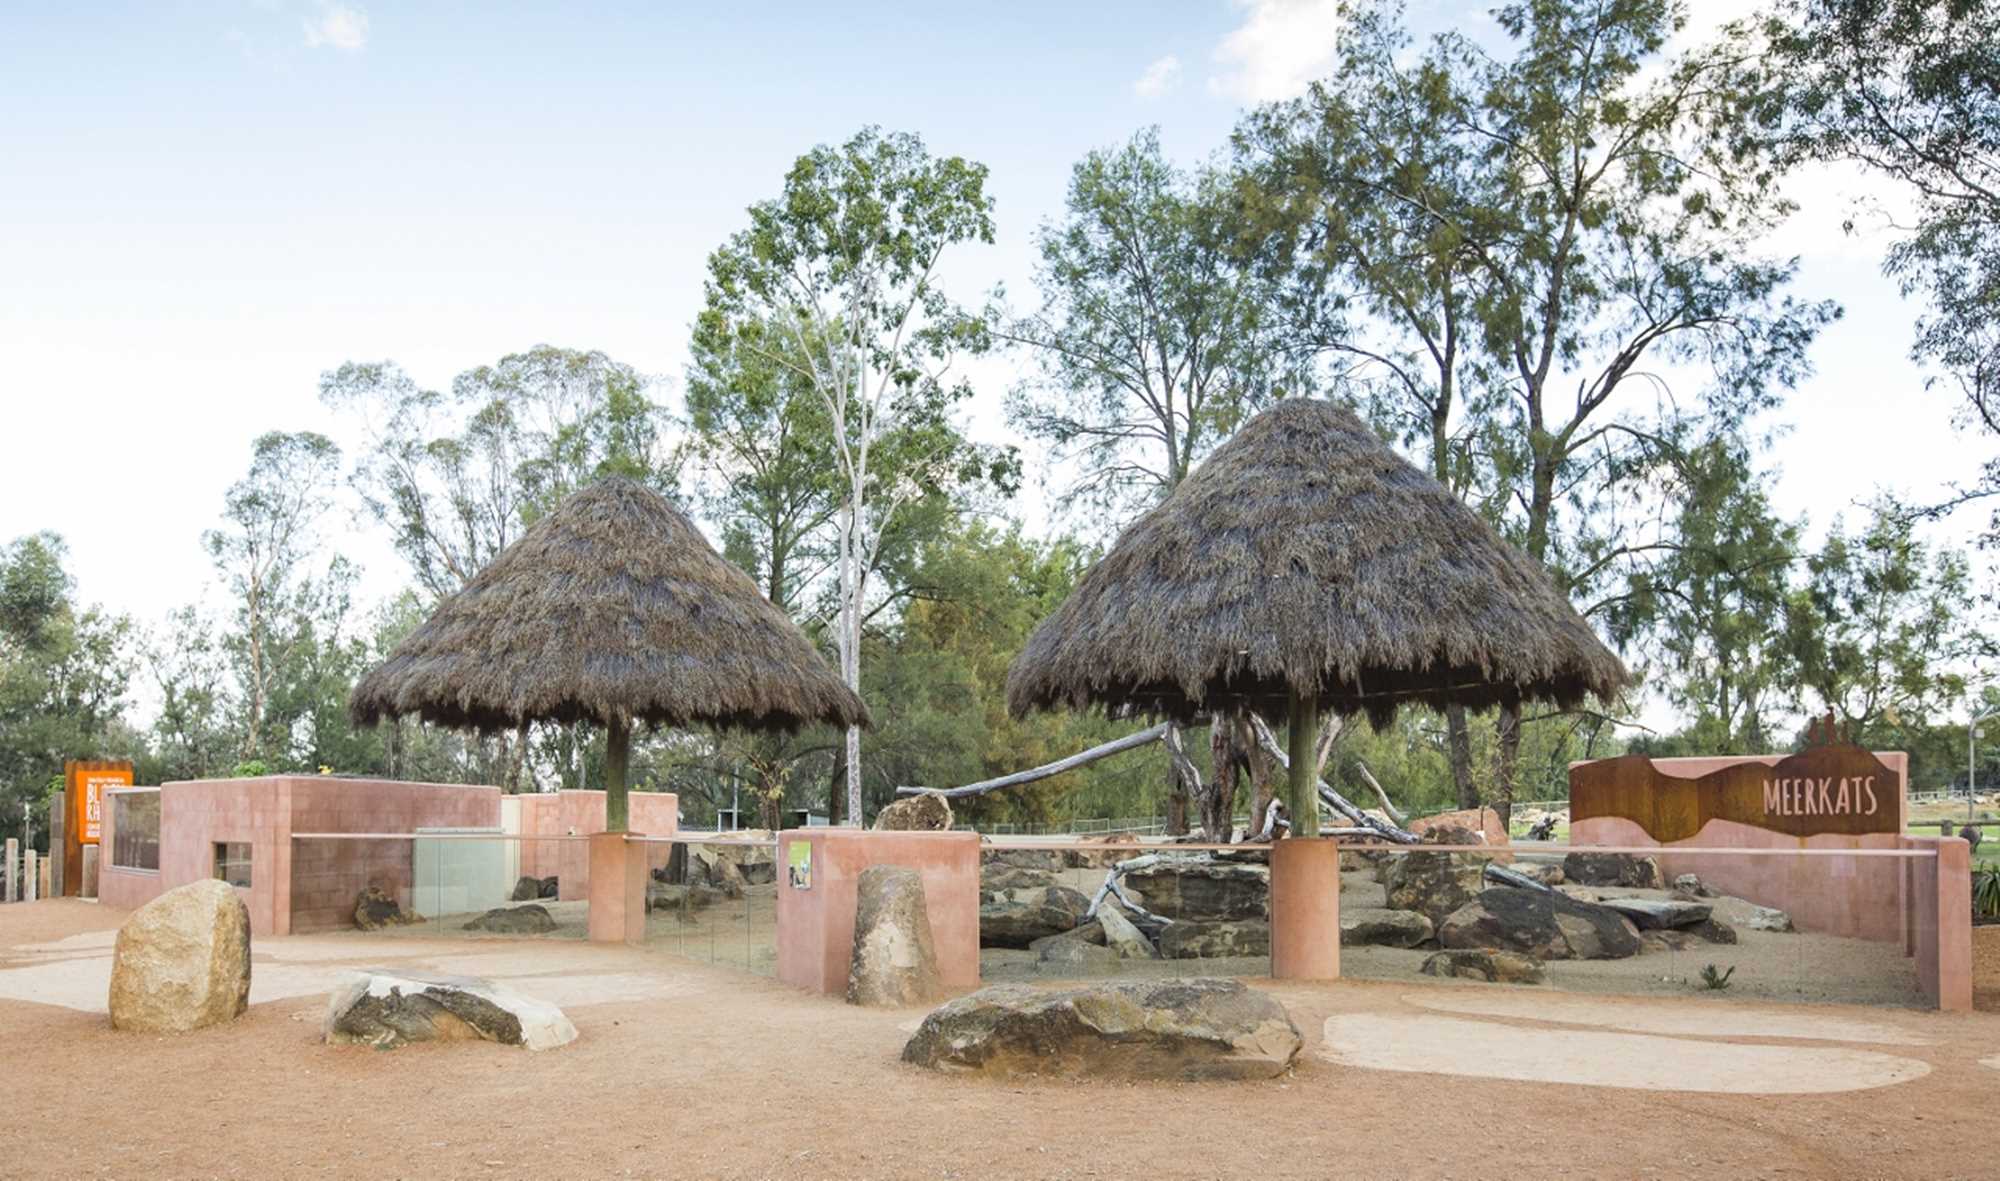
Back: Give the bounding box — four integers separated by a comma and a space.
1006, 399, 1629, 726
351, 477, 869, 734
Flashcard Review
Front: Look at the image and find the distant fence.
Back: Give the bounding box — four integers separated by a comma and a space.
967, 816, 1170, 837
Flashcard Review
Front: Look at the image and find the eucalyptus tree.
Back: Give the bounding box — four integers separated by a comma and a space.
1735, 0, 2000, 533
699, 127, 1002, 825
1235, 0, 1837, 821
204, 431, 342, 760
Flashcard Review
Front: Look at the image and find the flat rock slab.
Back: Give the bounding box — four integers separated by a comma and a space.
325, 970, 577, 1051
463, 904, 557, 934
903, 978, 1301, 1081
1322, 1014, 1929, 1094
1341, 910, 1434, 948
1598, 898, 1713, 930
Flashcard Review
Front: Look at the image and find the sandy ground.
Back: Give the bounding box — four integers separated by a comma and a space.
6, 899, 2000, 1180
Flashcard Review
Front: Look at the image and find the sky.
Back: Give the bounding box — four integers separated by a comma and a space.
0, 0, 1989, 728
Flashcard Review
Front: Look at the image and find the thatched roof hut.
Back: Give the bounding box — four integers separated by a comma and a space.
351, 477, 867, 827
1006, 399, 1627, 829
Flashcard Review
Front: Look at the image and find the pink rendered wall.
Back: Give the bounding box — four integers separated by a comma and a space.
515, 791, 678, 898
774, 829, 980, 999
286, 778, 499, 933
97, 788, 165, 913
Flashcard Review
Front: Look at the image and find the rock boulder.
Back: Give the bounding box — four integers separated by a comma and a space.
353, 884, 417, 931
847, 866, 943, 1007
902, 979, 1301, 1080
1383, 849, 1487, 925
980, 884, 1091, 948
1123, 862, 1268, 922
1419, 949, 1546, 984
872, 793, 953, 832
1439, 888, 1642, 960
1157, 919, 1271, 959
462, 904, 557, 935
1096, 903, 1158, 960
109, 880, 252, 1034
1562, 851, 1663, 889
1340, 910, 1434, 948
324, 970, 576, 1051
1597, 897, 1713, 931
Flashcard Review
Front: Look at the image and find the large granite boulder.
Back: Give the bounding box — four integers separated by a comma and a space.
980, 884, 1091, 948
1157, 919, 1271, 959
1340, 910, 1434, 948
1383, 847, 1487, 925
872, 793, 953, 832
1419, 949, 1546, 984
1096, 903, 1159, 960
324, 970, 576, 1051
1597, 897, 1712, 931
1439, 888, 1642, 960
1562, 851, 1663, 889
1122, 862, 1268, 922
353, 884, 417, 931
462, 904, 557, 935
848, 866, 943, 1007
109, 879, 252, 1034
902, 979, 1301, 1080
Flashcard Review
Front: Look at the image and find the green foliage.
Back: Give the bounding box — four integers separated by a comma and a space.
230, 759, 269, 778
1004, 127, 1308, 519
1699, 963, 1737, 990
1973, 863, 2000, 919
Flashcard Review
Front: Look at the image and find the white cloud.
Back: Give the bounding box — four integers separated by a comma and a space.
1208, 0, 1344, 104
1133, 54, 1183, 99
303, 3, 368, 51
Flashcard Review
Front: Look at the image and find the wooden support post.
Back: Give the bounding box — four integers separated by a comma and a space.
24, 849, 37, 903
48, 799, 65, 899
1287, 689, 1320, 838
4, 837, 15, 903
81, 845, 100, 900
604, 716, 631, 833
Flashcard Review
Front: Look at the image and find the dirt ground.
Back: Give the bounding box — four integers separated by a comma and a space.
6, 899, 2000, 1180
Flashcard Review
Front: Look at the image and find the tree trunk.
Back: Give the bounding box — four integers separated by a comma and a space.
1493, 702, 1521, 830
604, 716, 630, 832
1447, 704, 1477, 810
1205, 713, 1244, 841
1287, 690, 1320, 838
1165, 781, 1189, 836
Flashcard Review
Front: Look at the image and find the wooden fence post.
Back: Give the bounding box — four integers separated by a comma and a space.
48, 799, 65, 899
4, 837, 15, 903
24, 849, 37, 902
81, 844, 100, 900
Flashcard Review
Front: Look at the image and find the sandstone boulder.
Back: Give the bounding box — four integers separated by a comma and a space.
1340, 909, 1434, 948
109, 879, 252, 1034
1123, 862, 1268, 922
985, 848, 1066, 873
847, 866, 943, 1007
353, 884, 417, 931
1157, 919, 1271, 959
324, 970, 575, 1051
1562, 851, 1662, 889
902, 979, 1301, 1080
462, 904, 557, 935
980, 884, 1091, 948
1419, 948, 1546, 984
872, 793, 952, 832
1409, 807, 1510, 848
1731, 901, 1795, 932
1439, 888, 1642, 960
980, 866, 1058, 895
1036, 935, 1121, 973
1672, 873, 1710, 897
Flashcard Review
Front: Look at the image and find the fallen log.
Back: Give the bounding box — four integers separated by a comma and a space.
895, 723, 1172, 799
1482, 862, 1555, 893
1246, 715, 1420, 845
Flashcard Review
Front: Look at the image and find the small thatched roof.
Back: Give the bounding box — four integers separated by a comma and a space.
351, 477, 869, 735
1006, 400, 1629, 726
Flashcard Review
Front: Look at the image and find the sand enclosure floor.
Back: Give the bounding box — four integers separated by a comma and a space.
6, 898, 2000, 1179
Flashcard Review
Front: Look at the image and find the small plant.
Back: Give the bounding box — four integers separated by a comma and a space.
1974, 864, 2000, 919
1699, 964, 1736, 991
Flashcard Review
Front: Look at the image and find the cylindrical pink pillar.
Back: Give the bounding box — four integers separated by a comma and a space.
586, 831, 648, 945
1270, 837, 1341, 980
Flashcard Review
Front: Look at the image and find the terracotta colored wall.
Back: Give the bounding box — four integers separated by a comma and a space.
515, 791, 677, 898
1901, 834, 1973, 1011
774, 829, 980, 998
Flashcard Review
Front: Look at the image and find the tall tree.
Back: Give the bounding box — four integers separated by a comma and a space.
1237, 0, 1837, 822
700, 127, 1001, 825
1737, 0, 2000, 531
204, 431, 342, 762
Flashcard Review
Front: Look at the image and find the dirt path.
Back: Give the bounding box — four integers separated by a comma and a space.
4, 900, 1999, 1179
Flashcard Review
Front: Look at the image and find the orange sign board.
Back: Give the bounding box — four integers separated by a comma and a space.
66, 761, 133, 845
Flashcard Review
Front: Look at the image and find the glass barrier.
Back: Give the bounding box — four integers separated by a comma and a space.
631, 835, 778, 977
288, 834, 591, 941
